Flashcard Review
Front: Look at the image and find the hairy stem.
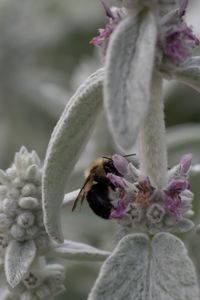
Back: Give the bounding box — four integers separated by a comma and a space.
139, 72, 167, 188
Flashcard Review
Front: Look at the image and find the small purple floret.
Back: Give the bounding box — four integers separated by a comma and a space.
164, 23, 199, 62
166, 179, 188, 193
164, 195, 182, 220
163, 0, 199, 63
180, 153, 192, 175
112, 154, 129, 176
164, 179, 188, 219
107, 173, 126, 190
90, 1, 123, 56
110, 199, 126, 219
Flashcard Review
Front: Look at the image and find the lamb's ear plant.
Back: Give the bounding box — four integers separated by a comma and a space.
3, 0, 200, 299
0, 147, 110, 299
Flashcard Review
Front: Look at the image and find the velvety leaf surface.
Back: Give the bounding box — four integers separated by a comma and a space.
104, 11, 157, 151
174, 57, 200, 93
49, 240, 110, 261
5, 240, 36, 288
88, 233, 199, 300
42, 68, 104, 243
88, 233, 150, 300
150, 233, 199, 300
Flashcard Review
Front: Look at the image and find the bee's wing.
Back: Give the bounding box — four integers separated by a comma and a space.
72, 177, 90, 211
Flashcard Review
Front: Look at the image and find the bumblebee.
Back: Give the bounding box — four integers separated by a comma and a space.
72, 155, 132, 219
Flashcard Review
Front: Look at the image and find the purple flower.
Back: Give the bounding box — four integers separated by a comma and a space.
135, 177, 155, 205
107, 173, 127, 190
164, 179, 188, 219
180, 153, 192, 176
90, 1, 123, 56
112, 154, 129, 176
162, 1, 199, 62
107, 171, 128, 219
110, 198, 126, 219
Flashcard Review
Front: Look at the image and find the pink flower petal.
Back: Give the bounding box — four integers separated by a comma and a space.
107, 173, 126, 190
180, 153, 192, 175
166, 179, 188, 193
112, 154, 129, 176
110, 199, 125, 219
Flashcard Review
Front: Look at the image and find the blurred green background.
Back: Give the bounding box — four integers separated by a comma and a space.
0, 0, 200, 299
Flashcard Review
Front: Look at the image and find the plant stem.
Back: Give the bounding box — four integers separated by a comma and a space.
139, 72, 167, 188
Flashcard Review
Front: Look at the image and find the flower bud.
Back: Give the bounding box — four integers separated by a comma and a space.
17, 212, 35, 228
21, 184, 37, 197
0, 213, 13, 231
3, 198, 18, 216
146, 203, 165, 224
6, 167, 18, 180
13, 177, 23, 188
126, 203, 143, 222
23, 272, 40, 289
10, 224, 26, 241
18, 197, 39, 210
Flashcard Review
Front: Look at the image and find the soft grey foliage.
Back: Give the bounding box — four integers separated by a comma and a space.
89, 233, 199, 300
171, 218, 194, 233
49, 240, 110, 261
63, 189, 80, 207
42, 68, 104, 243
150, 233, 199, 300
104, 11, 157, 151
88, 233, 149, 300
173, 57, 200, 93
5, 240, 36, 288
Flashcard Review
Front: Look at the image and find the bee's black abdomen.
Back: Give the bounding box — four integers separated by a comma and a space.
87, 177, 113, 219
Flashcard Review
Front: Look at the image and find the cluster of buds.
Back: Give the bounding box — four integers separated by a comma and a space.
0, 146, 50, 262
107, 154, 194, 235
6, 258, 65, 300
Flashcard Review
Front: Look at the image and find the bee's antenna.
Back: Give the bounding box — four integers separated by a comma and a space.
123, 154, 136, 158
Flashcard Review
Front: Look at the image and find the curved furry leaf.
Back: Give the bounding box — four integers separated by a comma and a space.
49, 240, 110, 261
62, 189, 80, 207
104, 11, 157, 151
88, 233, 150, 300
5, 240, 36, 288
42, 68, 104, 243
150, 233, 199, 299
174, 59, 200, 93
88, 233, 199, 300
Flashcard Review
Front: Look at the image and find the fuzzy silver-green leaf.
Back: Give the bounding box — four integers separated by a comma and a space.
174, 60, 200, 93
104, 11, 157, 151
42, 68, 104, 243
150, 233, 199, 299
88, 233, 199, 300
88, 233, 150, 300
49, 240, 110, 261
5, 240, 36, 288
